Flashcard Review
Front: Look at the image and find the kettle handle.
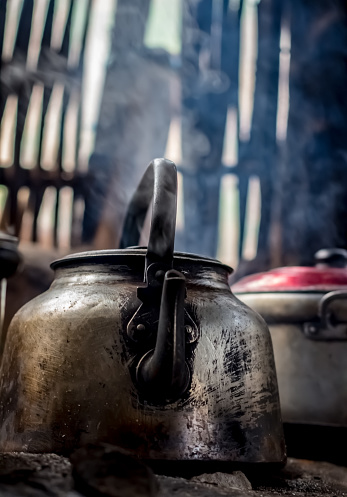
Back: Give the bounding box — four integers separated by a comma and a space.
119, 158, 177, 271
122, 159, 190, 402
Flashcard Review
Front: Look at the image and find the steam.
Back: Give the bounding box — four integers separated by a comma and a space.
2, 0, 346, 268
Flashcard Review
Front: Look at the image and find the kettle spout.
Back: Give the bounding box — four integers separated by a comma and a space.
136, 269, 190, 402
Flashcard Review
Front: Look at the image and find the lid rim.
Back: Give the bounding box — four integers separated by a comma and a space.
234, 288, 347, 294
51, 248, 232, 273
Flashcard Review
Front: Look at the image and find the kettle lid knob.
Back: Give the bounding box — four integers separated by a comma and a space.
315, 248, 347, 268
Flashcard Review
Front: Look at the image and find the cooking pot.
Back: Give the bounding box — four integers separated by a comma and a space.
0, 158, 285, 463
0, 232, 21, 351
232, 249, 347, 428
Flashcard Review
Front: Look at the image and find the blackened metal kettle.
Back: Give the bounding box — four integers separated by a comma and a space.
0, 159, 285, 463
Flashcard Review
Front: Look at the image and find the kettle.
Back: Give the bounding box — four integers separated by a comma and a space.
0, 159, 285, 463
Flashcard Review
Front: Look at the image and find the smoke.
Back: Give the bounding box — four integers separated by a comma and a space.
278, 0, 347, 266
3, 0, 346, 268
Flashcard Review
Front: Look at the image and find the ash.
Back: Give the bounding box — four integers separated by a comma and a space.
0, 447, 346, 497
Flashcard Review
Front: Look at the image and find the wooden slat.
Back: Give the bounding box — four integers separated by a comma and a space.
0, 0, 7, 59
41, 0, 55, 49
13, 0, 33, 58
59, 0, 73, 58
0, 1, 9, 122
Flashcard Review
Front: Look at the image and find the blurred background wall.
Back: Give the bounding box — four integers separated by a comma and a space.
1, 0, 347, 281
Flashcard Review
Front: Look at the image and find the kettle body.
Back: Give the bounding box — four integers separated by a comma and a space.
0, 159, 285, 462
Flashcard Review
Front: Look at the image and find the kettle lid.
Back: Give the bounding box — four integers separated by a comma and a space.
51, 247, 232, 272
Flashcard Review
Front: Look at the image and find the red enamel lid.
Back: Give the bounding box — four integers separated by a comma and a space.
232, 249, 347, 293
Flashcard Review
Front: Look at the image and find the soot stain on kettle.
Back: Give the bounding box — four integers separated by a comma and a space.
222, 420, 248, 455
224, 340, 252, 378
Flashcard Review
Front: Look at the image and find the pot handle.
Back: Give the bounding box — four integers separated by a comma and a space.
119, 158, 177, 271
304, 290, 347, 340
318, 290, 347, 340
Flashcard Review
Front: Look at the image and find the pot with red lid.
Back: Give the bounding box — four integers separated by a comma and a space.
232, 249, 347, 428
